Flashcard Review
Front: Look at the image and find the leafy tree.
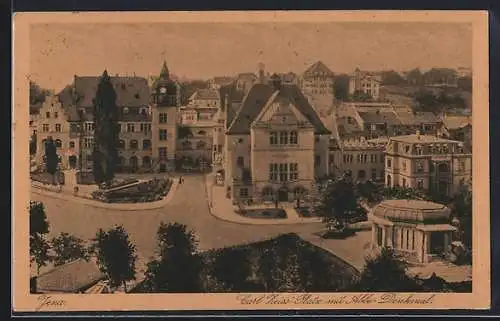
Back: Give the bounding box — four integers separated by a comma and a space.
350, 90, 373, 102
51, 232, 89, 266
144, 222, 203, 292
457, 76, 472, 92
449, 187, 472, 248
29, 81, 53, 105
30, 233, 52, 275
357, 247, 420, 292
29, 133, 37, 155
256, 247, 278, 291
314, 175, 359, 229
406, 68, 423, 86
210, 249, 252, 291
29, 201, 49, 236
382, 186, 430, 201
91, 225, 137, 292
29, 201, 51, 275
356, 180, 383, 204
380, 70, 406, 86
92, 70, 119, 185
333, 74, 350, 101
43, 136, 59, 184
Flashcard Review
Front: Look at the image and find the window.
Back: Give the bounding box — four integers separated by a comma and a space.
279, 163, 288, 182
315, 155, 321, 167
289, 131, 298, 145
239, 188, 249, 198
159, 129, 168, 141
358, 170, 366, 180
54, 112, 58, 118
279, 131, 288, 145
370, 154, 377, 163
217, 144, 222, 153
127, 123, 135, 133
347, 116, 353, 124
159, 113, 168, 124
356, 154, 361, 163
85, 122, 95, 132
402, 161, 407, 171
55, 139, 62, 148
42, 124, 49, 132
237, 156, 244, 167
289, 163, 298, 180
380, 153, 385, 163
158, 147, 167, 160
69, 141, 75, 148
416, 145, 423, 155
140, 123, 151, 133
416, 160, 424, 173
387, 159, 392, 168
417, 179, 424, 190
55, 124, 61, 132
371, 168, 377, 180
46, 112, 50, 118
269, 163, 278, 181
143, 139, 152, 150
119, 140, 125, 149
343, 154, 347, 163
363, 154, 368, 164
130, 139, 138, 149
269, 132, 278, 145
84, 137, 94, 148
458, 159, 466, 172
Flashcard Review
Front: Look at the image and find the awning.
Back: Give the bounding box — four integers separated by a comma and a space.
416, 224, 457, 232
369, 214, 394, 226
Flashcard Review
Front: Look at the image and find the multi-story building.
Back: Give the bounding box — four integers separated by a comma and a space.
224, 74, 331, 204
299, 61, 335, 117
150, 61, 181, 172
35, 94, 74, 169
348, 68, 382, 100
339, 137, 387, 183
385, 133, 472, 197
235, 72, 258, 94
438, 114, 473, 151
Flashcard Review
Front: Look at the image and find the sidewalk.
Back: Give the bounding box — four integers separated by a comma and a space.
31, 179, 179, 211
204, 174, 321, 226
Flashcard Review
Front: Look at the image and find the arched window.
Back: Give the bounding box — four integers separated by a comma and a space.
119, 140, 126, 149
55, 139, 62, 148
142, 139, 151, 150
130, 139, 138, 150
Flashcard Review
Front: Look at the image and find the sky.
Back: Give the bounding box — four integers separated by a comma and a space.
29, 22, 472, 92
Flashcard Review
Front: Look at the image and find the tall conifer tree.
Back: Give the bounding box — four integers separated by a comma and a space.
92, 70, 119, 184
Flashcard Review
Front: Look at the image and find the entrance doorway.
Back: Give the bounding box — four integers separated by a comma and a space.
278, 188, 288, 202
430, 232, 445, 255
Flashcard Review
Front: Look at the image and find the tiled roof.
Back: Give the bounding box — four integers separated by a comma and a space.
358, 111, 401, 126
372, 200, 451, 224
192, 89, 219, 101
36, 259, 105, 293
395, 109, 442, 125
303, 61, 334, 77
390, 134, 460, 144
74, 76, 150, 108
66, 106, 151, 122
227, 83, 330, 135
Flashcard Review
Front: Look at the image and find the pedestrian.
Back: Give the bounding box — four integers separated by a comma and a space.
179, 176, 182, 185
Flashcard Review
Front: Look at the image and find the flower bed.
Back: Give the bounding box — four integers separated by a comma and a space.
31, 171, 65, 185
238, 208, 287, 219
91, 178, 172, 203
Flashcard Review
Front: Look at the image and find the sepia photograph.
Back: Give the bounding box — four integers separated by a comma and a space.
12, 11, 490, 312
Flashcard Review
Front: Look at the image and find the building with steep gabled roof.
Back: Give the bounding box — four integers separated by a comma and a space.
223, 75, 331, 204
299, 61, 336, 117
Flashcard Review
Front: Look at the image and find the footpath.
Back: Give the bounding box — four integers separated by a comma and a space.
30, 179, 179, 211
204, 174, 321, 226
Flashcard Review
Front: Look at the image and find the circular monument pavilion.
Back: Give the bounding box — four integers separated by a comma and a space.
369, 199, 457, 264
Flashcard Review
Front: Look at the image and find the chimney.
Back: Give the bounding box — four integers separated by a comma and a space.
270, 73, 282, 91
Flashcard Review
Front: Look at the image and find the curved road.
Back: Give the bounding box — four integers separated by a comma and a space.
31, 175, 323, 261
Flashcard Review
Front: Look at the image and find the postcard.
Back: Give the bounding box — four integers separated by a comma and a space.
12, 10, 490, 312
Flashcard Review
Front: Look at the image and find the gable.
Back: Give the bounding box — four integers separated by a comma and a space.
253, 94, 311, 127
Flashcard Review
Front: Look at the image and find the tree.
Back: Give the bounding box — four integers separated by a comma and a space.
43, 136, 59, 184
382, 186, 430, 201
30, 234, 52, 276
93, 70, 119, 185
29, 201, 51, 275
144, 222, 203, 292
314, 175, 359, 230
29, 133, 37, 155
210, 249, 251, 291
457, 76, 472, 92
29, 81, 53, 105
350, 90, 373, 102
406, 68, 423, 86
449, 187, 472, 248
333, 74, 350, 101
91, 225, 137, 292
51, 233, 89, 266
380, 70, 406, 86
356, 180, 383, 204
357, 247, 420, 292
